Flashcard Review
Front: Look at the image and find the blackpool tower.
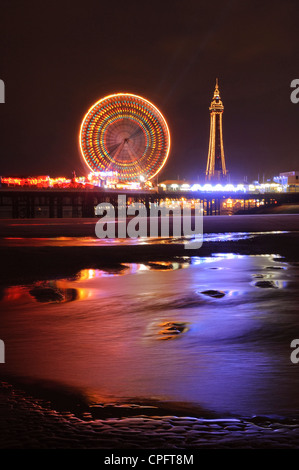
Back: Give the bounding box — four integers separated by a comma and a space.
205, 79, 228, 181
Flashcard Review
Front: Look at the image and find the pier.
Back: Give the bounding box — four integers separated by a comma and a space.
1, 186, 299, 218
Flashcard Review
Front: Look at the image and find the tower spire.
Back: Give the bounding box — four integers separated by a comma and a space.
205, 79, 228, 181
214, 78, 220, 98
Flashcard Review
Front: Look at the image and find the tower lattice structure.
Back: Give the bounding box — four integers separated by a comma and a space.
205, 79, 228, 181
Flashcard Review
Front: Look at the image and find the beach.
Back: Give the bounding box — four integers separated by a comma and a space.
1, 381, 299, 449
1, 213, 299, 286
1, 214, 299, 449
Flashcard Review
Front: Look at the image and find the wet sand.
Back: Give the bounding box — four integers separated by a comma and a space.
1, 214, 299, 449
1, 214, 299, 286
1, 381, 299, 449
1, 232, 299, 287
1, 213, 299, 237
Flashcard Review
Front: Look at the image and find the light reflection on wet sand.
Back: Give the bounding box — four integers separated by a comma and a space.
0, 230, 289, 247
1, 253, 299, 418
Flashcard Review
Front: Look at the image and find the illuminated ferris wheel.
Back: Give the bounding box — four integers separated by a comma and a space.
79, 93, 170, 182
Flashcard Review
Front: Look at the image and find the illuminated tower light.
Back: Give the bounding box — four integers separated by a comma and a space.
205, 79, 228, 182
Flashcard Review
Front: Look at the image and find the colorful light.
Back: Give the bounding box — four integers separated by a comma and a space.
79, 93, 171, 183
159, 182, 287, 193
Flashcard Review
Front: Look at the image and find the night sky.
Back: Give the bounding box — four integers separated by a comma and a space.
0, 0, 299, 183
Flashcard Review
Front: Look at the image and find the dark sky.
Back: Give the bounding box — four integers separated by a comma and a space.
0, 0, 299, 183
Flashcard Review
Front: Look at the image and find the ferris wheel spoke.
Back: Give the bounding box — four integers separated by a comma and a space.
126, 145, 138, 163
106, 141, 124, 154
126, 142, 146, 173
111, 140, 126, 160
129, 126, 144, 140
